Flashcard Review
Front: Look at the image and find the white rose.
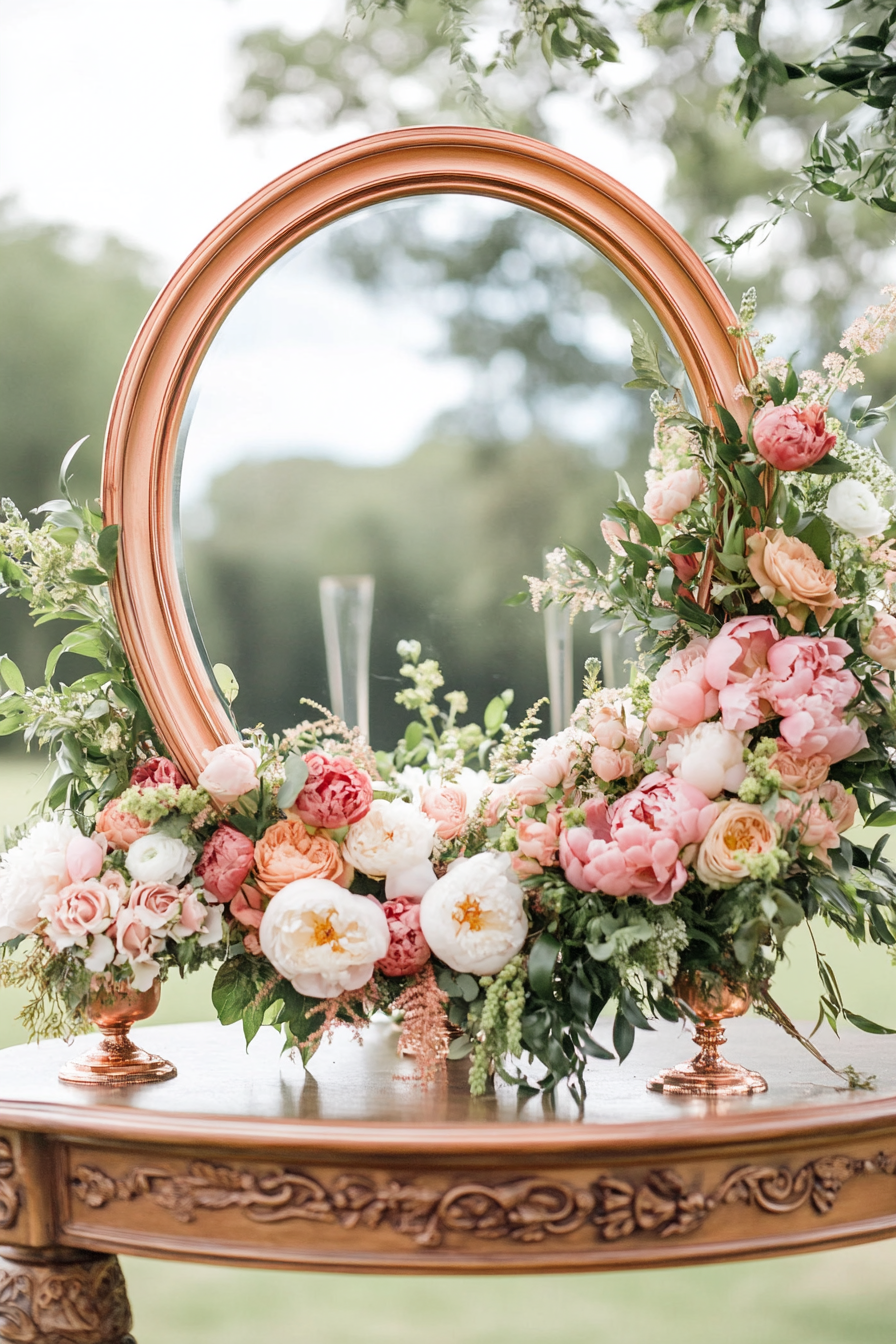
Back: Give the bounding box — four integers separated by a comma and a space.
342, 799, 436, 879
197, 743, 261, 803
665, 722, 747, 799
0, 817, 78, 941
198, 903, 224, 948
824, 479, 891, 539
419, 852, 528, 976
125, 834, 194, 885
259, 877, 390, 998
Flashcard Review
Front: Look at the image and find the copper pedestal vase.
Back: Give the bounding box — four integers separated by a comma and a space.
648, 973, 768, 1097
58, 979, 177, 1087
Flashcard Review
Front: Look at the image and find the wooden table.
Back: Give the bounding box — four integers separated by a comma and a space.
2, 1015, 896, 1342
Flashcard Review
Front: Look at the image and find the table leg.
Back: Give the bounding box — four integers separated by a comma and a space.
0, 1245, 135, 1343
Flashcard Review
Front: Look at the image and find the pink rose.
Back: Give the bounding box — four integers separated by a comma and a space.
647, 637, 719, 734
291, 751, 374, 830
100, 869, 128, 900
862, 613, 896, 671
514, 811, 562, 875
669, 550, 702, 590
590, 745, 636, 783
65, 833, 106, 883
752, 401, 836, 471
420, 784, 468, 841
529, 739, 580, 792
197, 743, 260, 804
196, 824, 256, 902
506, 774, 550, 807
114, 906, 161, 966
41, 878, 120, 950
704, 616, 780, 689
129, 756, 187, 791
765, 636, 858, 714
643, 467, 704, 526
126, 881, 184, 931
231, 883, 265, 929
817, 780, 857, 834
776, 698, 868, 763
375, 898, 431, 976
776, 797, 839, 864
769, 746, 831, 793
94, 799, 152, 851
176, 888, 207, 936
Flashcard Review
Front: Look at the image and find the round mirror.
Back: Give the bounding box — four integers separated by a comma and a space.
103, 127, 751, 779
175, 193, 690, 748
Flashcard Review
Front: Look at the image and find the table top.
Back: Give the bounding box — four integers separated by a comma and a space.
2, 1015, 896, 1157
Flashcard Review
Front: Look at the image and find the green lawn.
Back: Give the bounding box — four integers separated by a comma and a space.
2, 755, 896, 1342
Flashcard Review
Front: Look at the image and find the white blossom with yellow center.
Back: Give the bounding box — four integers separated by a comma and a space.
342, 798, 436, 880
259, 878, 390, 998
420, 852, 528, 976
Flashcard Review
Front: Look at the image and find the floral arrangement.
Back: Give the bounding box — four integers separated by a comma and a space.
3, 288, 896, 1097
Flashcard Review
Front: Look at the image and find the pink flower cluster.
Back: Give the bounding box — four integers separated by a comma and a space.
776, 779, 857, 867
560, 773, 717, 904
651, 617, 866, 765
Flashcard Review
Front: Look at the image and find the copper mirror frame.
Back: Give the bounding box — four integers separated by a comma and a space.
101, 126, 754, 782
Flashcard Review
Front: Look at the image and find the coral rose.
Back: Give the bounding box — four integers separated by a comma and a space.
291, 751, 374, 830
196, 824, 256, 902
862, 612, 896, 672
752, 401, 836, 471
746, 529, 841, 631
420, 784, 468, 841
646, 637, 719, 734
231, 883, 265, 928
129, 756, 186, 791
94, 799, 151, 851
769, 746, 831, 793
375, 898, 431, 976
695, 802, 778, 889
255, 819, 345, 897
643, 467, 704, 526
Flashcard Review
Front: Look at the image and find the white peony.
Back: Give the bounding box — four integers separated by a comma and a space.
824, 478, 891, 539
419, 852, 528, 976
125, 834, 194, 886
384, 859, 437, 901
665, 722, 747, 799
0, 817, 78, 941
259, 877, 390, 998
342, 799, 436, 880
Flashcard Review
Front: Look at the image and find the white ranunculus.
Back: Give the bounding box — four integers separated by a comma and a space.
665, 722, 747, 799
125, 834, 194, 886
259, 877, 390, 998
342, 799, 436, 880
419, 852, 528, 976
0, 817, 78, 941
824, 478, 891, 539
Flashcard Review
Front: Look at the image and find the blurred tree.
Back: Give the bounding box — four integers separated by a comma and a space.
0, 209, 156, 724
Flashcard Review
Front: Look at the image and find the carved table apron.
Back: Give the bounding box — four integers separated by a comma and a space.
2, 1017, 896, 1341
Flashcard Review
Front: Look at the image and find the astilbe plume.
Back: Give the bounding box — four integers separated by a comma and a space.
303, 987, 379, 1050
393, 963, 450, 1085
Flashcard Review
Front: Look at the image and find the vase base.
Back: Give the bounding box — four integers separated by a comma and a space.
648, 1055, 767, 1098
59, 1040, 177, 1087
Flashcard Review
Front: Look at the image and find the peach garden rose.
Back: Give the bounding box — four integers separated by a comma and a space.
254, 819, 345, 897
695, 802, 779, 889
746, 529, 841, 631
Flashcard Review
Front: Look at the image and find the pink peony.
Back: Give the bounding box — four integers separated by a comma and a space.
231, 883, 265, 929
647, 637, 719, 734
420, 784, 468, 841
717, 678, 772, 732
643, 467, 704, 526
196, 824, 256, 902
752, 401, 836, 471
197, 743, 260, 804
776, 698, 868, 763
94, 799, 152, 851
129, 756, 186, 791
65, 833, 106, 883
704, 616, 780, 689
560, 774, 717, 904
765, 636, 858, 714
291, 751, 374, 830
375, 898, 431, 976
862, 613, 896, 672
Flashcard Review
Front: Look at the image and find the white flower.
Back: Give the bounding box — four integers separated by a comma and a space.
342, 799, 436, 880
84, 932, 116, 972
665, 722, 747, 799
125, 834, 194, 886
197, 743, 261, 803
198, 903, 224, 948
384, 859, 437, 901
419, 852, 528, 976
259, 877, 390, 998
0, 817, 78, 941
824, 478, 891, 538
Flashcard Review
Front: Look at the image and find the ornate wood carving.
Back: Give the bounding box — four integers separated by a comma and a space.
0, 1141, 20, 1232
0, 1248, 133, 1344
71, 1151, 896, 1249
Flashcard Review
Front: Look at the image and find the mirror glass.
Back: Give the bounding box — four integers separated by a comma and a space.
175, 194, 689, 747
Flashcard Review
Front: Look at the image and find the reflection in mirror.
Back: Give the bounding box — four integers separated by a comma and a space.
176, 195, 688, 747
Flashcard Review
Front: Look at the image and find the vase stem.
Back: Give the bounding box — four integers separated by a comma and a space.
319, 575, 375, 741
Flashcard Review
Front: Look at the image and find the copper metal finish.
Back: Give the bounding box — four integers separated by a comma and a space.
57, 981, 177, 1088
648, 973, 769, 1097
100, 125, 756, 783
